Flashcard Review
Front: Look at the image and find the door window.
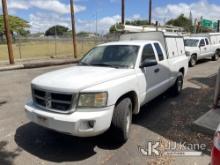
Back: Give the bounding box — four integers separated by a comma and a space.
205, 38, 209, 45
199, 39, 206, 47
142, 44, 156, 62
154, 43, 164, 61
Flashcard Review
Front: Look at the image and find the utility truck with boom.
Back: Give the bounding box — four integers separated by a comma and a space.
25, 30, 188, 142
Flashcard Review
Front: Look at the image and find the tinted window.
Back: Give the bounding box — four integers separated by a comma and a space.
184, 39, 199, 47
205, 38, 209, 45
154, 43, 164, 61
142, 44, 156, 62
80, 45, 140, 69
200, 39, 205, 47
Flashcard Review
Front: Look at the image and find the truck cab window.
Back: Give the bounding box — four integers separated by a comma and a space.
142, 44, 156, 62
199, 39, 205, 47
205, 38, 209, 45
154, 43, 164, 61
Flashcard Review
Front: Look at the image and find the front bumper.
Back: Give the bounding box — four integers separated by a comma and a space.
24, 101, 114, 137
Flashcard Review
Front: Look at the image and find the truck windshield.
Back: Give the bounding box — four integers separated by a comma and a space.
184, 39, 199, 47
79, 45, 140, 69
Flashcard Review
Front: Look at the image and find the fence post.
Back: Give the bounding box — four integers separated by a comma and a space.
81, 39, 84, 56
17, 35, 22, 59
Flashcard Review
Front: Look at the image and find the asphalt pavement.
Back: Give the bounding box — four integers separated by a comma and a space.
0, 59, 219, 165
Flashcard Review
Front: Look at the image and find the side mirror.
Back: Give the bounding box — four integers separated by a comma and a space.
140, 59, 158, 68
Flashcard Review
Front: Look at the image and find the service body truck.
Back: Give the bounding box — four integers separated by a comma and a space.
184, 33, 220, 67
25, 31, 188, 142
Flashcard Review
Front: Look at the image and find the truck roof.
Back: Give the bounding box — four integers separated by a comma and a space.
189, 33, 220, 39
99, 40, 158, 47
184, 36, 206, 40
191, 32, 220, 36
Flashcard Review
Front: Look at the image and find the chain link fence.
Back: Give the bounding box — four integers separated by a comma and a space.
0, 34, 120, 61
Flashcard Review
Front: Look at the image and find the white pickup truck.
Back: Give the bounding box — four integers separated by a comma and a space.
25, 31, 188, 142
184, 33, 220, 67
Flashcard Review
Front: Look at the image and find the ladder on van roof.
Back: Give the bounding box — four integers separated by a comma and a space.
115, 24, 185, 33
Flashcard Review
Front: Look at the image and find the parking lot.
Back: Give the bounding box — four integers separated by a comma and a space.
0, 59, 219, 165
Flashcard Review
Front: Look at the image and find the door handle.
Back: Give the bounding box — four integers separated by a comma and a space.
154, 68, 160, 73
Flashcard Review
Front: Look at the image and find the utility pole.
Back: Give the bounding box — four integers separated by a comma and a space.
217, 20, 220, 32
121, 0, 125, 24
149, 0, 152, 25
70, 0, 77, 58
95, 11, 98, 43
2, 0, 14, 64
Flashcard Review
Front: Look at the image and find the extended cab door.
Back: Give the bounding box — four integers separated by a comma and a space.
199, 39, 207, 57
153, 42, 171, 90
204, 38, 214, 56
138, 44, 169, 103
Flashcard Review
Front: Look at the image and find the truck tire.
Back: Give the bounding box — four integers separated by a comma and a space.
212, 53, 219, 61
189, 55, 197, 67
111, 97, 132, 143
170, 73, 183, 96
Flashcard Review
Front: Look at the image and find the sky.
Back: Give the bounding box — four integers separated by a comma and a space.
0, 0, 220, 34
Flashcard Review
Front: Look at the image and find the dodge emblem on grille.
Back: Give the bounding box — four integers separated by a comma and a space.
45, 92, 52, 108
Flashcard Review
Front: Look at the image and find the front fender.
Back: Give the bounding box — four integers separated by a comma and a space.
80, 74, 140, 109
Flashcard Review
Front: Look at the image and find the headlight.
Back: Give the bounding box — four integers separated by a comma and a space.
77, 92, 108, 108
186, 51, 191, 56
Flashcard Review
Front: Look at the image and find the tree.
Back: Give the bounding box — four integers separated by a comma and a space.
18, 29, 30, 36
109, 23, 119, 33
77, 31, 90, 37
166, 14, 193, 32
45, 25, 69, 36
109, 20, 149, 33
126, 20, 149, 26
0, 15, 30, 36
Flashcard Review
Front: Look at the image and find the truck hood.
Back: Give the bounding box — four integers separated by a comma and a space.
32, 66, 134, 92
185, 46, 199, 52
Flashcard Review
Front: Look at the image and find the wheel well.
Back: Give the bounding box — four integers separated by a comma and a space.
116, 91, 139, 114
179, 67, 185, 76
192, 53, 197, 59
216, 49, 220, 54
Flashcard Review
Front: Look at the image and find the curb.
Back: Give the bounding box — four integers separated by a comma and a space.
192, 109, 220, 135
0, 64, 24, 71
23, 59, 79, 69
191, 121, 215, 136
0, 59, 79, 71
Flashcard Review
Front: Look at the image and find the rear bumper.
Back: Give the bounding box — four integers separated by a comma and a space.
24, 101, 114, 137
211, 147, 220, 165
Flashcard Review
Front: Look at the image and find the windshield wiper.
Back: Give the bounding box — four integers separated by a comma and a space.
91, 63, 119, 68
79, 62, 129, 69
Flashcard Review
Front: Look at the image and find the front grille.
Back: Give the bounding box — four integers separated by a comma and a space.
32, 88, 74, 113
